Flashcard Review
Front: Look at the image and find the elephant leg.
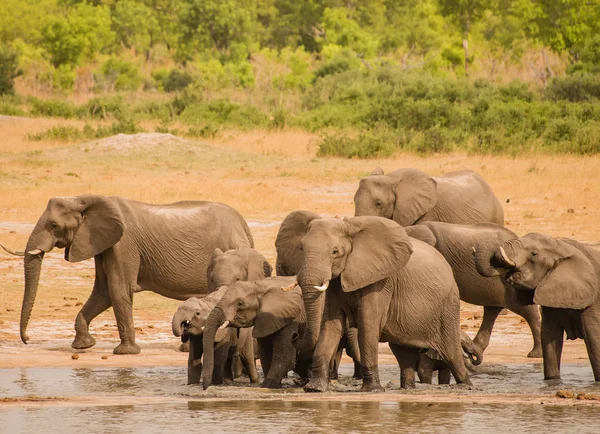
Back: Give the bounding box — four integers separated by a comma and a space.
257, 337, 272, 379
541, 308, 564, 380
304, 316, 344, 393
329, 339, 344, 380
581, 311, 600, 382
262, 325, 296, 389
345, 327, 363, 379
103, 250, 141, 355
473, 306, 503, 354
357, 295, 387, 393
73, 257, 111, 350
241, 334, 259, 384
390, 344, 419, 389
211, 341, 231, 385
417, 353, 434, 384
187, 335, 203, 385
507, 292, 542, 358
438, 364, 451, 385
438, 310, 472, 386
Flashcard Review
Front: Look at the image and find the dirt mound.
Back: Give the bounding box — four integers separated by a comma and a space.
78, 133, 200, 155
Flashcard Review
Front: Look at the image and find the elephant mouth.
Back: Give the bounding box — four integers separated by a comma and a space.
181, 320, 191, 343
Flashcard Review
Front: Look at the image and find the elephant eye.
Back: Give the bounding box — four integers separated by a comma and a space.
236, 299, 244, 308
332, 248, 340, 255
50, 222, 58, 229
531, 251, 538, 257
375, 201, 383, 208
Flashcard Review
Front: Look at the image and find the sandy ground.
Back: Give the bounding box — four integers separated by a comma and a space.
1, 119, 598, 408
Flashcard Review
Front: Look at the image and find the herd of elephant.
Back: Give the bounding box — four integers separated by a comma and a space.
2, 167, 599, 393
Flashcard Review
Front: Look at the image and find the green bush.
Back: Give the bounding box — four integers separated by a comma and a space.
27, 125, 83, 141
97, 57, 142, 91
0, 95, 25, 116
162, 69, 194, 92
179, 99, 269, 128
78, 96, 127, 120
317, 127, 398, 158
0, 45, 23, 95
29, 97, 76, 118
545, 74, 600, 102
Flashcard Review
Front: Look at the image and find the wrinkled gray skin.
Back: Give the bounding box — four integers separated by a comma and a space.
172, 288, 258, 385
353, 167, 504, 227
275, 220, 362, 381
276, 211, 471, 392
202, 276, 306, 389
474, 233, 600, 382
4, 195, 253, 354
207, 247, 273, 293
417, 331, 482, 385
405, 222, 542, 358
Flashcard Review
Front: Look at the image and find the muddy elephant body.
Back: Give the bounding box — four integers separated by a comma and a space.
276, 212, 471, 392
173, 289, 258, 385
354, 168, 504, 227
475, 233, 600, 382
12, 195, 253, 354
405, 222, 542, 358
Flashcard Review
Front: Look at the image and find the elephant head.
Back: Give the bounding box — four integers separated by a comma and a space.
206, 247, 273, 293
354, 167, 437, 227
275, 210, 320, 276
474, 233, 599, 309
201, 276, 300, 389
171, 287, 230, 342
275, 211, 413, 353
18, 195, 124, 344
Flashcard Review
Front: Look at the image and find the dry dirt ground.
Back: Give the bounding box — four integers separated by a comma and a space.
1, 116, 598, 406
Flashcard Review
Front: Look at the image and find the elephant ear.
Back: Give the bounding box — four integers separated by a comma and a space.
67, 195, 125, 262
533, 240, 598, 309
206, 248, 224, 287
391, 169, 437, 226
275, 210, 321, 276
246, 249, 273, 281
253, 286, 302, 338
404, 225, 437, 247
341, 216, 413, 292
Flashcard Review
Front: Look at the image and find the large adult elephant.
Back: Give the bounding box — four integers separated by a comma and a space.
276, 211, 471, 392
2, 195, 253, 354
353, 168, 504, 226
474, 233, 600, 382
202, 276, 309, 389
405, 222, 542, 358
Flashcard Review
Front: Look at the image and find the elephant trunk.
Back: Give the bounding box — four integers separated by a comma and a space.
460, 332, 483, 366
473, 240, 520, 277
294, 289, 325, 353
20, 226, 54, 344
345, 327, 361, 363
201, 307, 226, 390
172, 308, 191, 337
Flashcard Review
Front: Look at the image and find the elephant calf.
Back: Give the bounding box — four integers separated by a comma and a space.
405, 222, 542, 359
172, 288, 258, 386
475, 233, 600, 382
202, 276, 309, 389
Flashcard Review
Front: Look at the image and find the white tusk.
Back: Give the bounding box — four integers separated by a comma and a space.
27, 249, 43, 255
498, 246, 516, 267
314, 281, 329, 292
281, 281, 298, 292
218, 320, 230, 330
0, 243, 25, 256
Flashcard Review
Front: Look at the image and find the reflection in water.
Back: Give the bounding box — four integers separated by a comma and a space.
2, 401, 600, 434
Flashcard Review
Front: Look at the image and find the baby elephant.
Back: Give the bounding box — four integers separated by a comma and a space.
202, 276, 308, 389
172, 287, 258, 386
207, 247, 273, 292
475, 233, 600, 382
417, 331, 483, 385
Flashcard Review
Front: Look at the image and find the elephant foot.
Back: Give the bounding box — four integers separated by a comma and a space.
527, 346, 543, 358
360, 382, 385, 393
179, 342, 190, 353
454, 383, 473, 390
293, 377, 310, 387
261, 378, 283, 389
113, 342, 141, 355
72, 334, 96, 350
303, 378, 329, 393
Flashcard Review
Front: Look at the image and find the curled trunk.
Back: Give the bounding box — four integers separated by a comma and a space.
172, 309, 190, 337
201, 307, 226, 389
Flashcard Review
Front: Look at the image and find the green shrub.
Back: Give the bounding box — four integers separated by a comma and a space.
0, 95, 25, 116
27, 125, 83, 141
317, 127, 398, 158
179, 99, 268, 128
29, 97, 76, 118
0, 45, 23, 95
545, 74, 600, 102
97, 57, 142, 91
162, 69, 194, 92
78, 96, 127, 120
187, 124, 219, 138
